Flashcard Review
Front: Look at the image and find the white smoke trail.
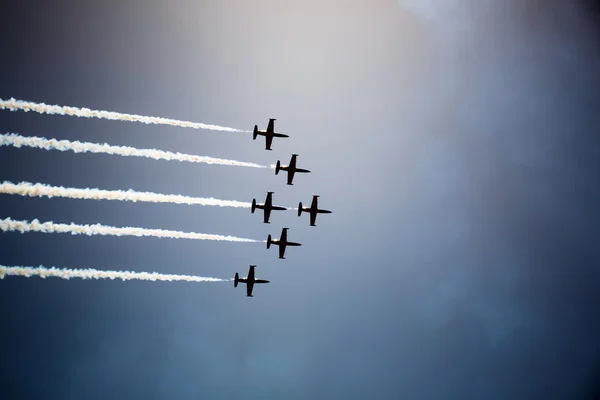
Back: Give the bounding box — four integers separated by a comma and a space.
0, 265, 230, 282
0, 181, 252, 208
0, 133, 266, 168
0, 217, 258, 242
0, 98, 249, 133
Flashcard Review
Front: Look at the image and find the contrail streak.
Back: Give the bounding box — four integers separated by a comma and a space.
0, 217, 258, 242
0, 181, 252, 208
0, 265, 229, 283
0, 98, 248, 132
0, 133, 266, 168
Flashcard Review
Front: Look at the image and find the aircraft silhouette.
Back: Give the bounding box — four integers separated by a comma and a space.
251, 191, 287, 223
298, 195, 332, 226
267, 228, 302, 259
275, 154, 311, 185
253, 118, 289, 150
234, 265, 269, 297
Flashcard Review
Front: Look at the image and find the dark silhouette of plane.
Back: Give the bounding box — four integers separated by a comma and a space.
234, 265, 269, 297
267, 228, 302, 259
275, 154, 311, 185
298, 195, 332, 226
252, 191, 287, 223
253, 118, 289, 150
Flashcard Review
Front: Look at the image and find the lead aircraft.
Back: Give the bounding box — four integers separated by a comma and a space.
253, 118, 289, 150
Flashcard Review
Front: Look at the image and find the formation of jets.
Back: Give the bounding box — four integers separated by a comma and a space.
234, 119, 332, 297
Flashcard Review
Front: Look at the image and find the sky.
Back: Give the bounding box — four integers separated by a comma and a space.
1, 0, 600, 398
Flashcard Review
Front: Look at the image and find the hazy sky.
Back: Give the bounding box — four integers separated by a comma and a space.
1, 1, 600, 398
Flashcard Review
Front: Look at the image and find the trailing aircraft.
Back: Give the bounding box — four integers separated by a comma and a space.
234, 265, 269, 297
275, 154, 311, 185
267, 228, 302, 259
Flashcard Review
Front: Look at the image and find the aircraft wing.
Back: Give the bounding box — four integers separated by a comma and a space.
279, 244, 286, 259
248, 265, 255, 281
267, 119, 275, 133
265, 192, 273, 206
265, 134, 273, 150
311, 195, 319, 209
310, 211, 317, 226
263, 208, 271, 223
287, 170, 296, 185
246, 281, 254, 297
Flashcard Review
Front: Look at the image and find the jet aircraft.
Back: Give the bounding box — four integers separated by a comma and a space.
298, 195, 332, 226
275, 154, 311, 185
267, 228, 302, 259
253, 118, 289, 150
252, 191, 287, 223
234, 265, 270, 297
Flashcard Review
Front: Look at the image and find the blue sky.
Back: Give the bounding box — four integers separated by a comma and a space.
1, 1, 600, 398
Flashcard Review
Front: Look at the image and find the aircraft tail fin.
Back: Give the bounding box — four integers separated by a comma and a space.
298, 202, 303, 217
253, 125, 258, 140
234, 273, 239, 287
275, 160, 281, 175
267, 234, 272, 249
251, 198, 256, 213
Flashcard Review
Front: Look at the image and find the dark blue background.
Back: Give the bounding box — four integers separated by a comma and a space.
1, 1, 600, 398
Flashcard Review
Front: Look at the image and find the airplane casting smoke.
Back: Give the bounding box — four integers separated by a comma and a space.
275, 154, 311, 185
267, 228, 302, 259
0, 265, 229, 282
233, 265, 269, 297
0, 133, 266, 168
0, 217, 259, 242
251, 191, 288, 223
298, 195, 332, 226
0, 181, 254, 208
1, 96, 332, 296
253, 118, 289, 150
0, 98, 246, 132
